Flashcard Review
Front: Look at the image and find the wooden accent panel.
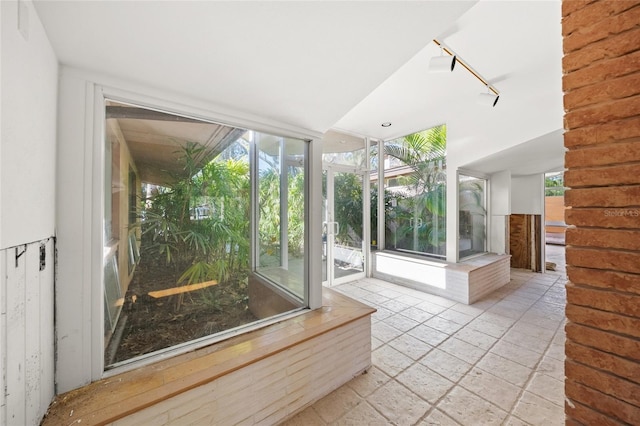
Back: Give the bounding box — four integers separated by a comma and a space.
509, 214, 542, 271
41, 289, 375, 426
509, 214, 531, 269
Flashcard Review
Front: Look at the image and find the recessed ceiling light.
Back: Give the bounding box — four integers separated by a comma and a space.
381, 122, 392, 127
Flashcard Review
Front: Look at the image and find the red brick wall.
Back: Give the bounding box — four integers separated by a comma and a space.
562, 1, 640, 424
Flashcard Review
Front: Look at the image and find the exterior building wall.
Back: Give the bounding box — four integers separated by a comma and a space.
562, 1, 640, 423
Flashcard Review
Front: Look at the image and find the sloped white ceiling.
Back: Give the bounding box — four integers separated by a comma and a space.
34, 0, 564, 176
33, 0, 476, 134
334, 0, 564, 174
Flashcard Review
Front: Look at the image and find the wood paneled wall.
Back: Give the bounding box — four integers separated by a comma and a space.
0, 239, 55, 425
509, 214, 542, 272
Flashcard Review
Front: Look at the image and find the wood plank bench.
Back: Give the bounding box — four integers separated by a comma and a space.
42, 289, 375, 425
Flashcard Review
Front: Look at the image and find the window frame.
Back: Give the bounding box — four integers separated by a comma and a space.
456, 169, 490, 261
86, 84, 321, 380
379, 126, 448, 260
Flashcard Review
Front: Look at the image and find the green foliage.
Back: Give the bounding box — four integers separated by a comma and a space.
139, 142, 250, 288
258, 164, 305, 264
545, 174, 565, 196
383, 125, 447, 255
333, 172, 363, 245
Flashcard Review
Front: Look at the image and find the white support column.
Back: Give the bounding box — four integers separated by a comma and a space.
363, 138, 371, 277
279, 139, 288, 269
307, 138, 323, 310
377, 140, 385, 251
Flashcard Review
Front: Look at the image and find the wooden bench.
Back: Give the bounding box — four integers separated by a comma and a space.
42, 289, 375, 425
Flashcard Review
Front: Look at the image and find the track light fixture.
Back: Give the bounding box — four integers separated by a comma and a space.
432, 39, 500, 107
477, 87, 499, 107
429, 46, 456, 72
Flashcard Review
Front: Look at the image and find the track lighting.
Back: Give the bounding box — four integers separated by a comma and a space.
429, 47, 456, 72
477, 88, 499, 107
432, 39, 501, 107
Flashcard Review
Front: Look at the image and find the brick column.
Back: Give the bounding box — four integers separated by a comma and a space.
562, 1, 640, 424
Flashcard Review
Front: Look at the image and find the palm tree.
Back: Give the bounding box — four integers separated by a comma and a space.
383, 125, 447, 255
139, 142, 250, 296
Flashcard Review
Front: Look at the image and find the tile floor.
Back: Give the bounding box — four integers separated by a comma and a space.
282, 257, 567, 425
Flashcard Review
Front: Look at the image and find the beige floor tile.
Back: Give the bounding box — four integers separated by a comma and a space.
371, 321, 403, 343
424, 316, 464, 334
477, 311, 518, 328
454, 327, 497, 350
400, 306, 434, 323
526, 373, 565, 406
312, 385, 362, 423
280, 406, 325, 426
519, 312, 563, 330
503, 416, 530, 426
467, 318, 510, 338
416, 300, 448, 315
510, 321, 556, 340
408, 324, 449, 346
545, 342, 565, 361
378, 289, 403, 299
361, 292, 391, 306
333, 401, 388, 426
467, 298, 498, 311
381, 299, 411, 313
426, 295, 458, 308
347, 367, 390, 398
396, 363, 455, 403
476, 353, 533, 387
438, 309, 475, 325
417, 409, 461, 425
385, 313, 420, 332
371, 306, 394, 321
420, 349, 472, 382
295, 269, 567, 426
512, 391, 564, 426
372, 344, 414, 377
537, 355, 564, 378
490, 340, 542, 369
388, 334, 433, 361
502, 328, 550, 354
494, 298, 533, 312
438, 337, 487, 364
502, 293, 538, 306
371, 335, 384, 351
367, 380, 431, 426
449, 302, 485, 317
396, 294, 424, 306
459, 367, 520, 411
437, 386, 507, 425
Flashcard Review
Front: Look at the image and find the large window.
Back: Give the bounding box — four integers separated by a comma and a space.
458, 174, 487, 259
256, 134, 306, 298
383, 125, 447, 258
103, 101, 307, 368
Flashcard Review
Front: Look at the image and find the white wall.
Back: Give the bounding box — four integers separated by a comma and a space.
0, 1, 58, 424
489, 170, 511, 254
1, 0, 57, 249
511, 174, 544, 215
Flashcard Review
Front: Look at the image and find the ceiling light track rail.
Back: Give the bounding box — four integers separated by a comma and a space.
433, 39, 499, 97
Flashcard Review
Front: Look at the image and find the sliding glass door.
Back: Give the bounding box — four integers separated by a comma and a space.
322, 166, 365, 286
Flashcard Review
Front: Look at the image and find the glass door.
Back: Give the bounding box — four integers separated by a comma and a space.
322, 166, 366, 286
